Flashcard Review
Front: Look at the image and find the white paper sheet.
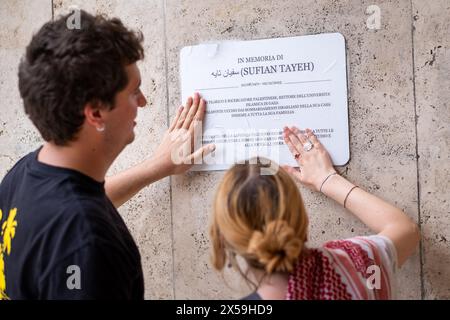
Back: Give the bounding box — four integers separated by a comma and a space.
180, 32, 349, 171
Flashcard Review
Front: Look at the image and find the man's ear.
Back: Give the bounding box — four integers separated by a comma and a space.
84, 101, 108, 131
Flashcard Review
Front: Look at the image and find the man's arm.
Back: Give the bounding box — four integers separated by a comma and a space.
105, 93, 215, 208
104, 157, 170, 208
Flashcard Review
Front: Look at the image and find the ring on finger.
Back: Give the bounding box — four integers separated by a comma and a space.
303, 140, 314, 152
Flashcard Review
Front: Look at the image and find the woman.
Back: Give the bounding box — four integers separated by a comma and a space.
210, 126, 420, 299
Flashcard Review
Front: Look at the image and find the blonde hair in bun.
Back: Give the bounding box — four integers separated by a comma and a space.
210, 157, 308, 281
247, 220, 304, 274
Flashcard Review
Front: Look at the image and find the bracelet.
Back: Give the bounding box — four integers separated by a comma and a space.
343, 186, 359, 209
319, 172, 337, 193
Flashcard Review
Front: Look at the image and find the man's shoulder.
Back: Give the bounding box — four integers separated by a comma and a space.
5, 186, 116, 251
51, 195, 116, 233
0, 150, 36, 183
0, 150, 38, 210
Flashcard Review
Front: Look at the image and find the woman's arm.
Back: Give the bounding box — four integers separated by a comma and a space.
282, 126, 420, 267
320, 174, 420, 267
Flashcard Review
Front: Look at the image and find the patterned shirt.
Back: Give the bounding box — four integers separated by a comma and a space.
286, 235, 397, 300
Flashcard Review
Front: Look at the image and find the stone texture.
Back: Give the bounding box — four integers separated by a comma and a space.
54, 0, 172, 299
0, 0, 52, 177
412, 0, 450, 300
1, 0, 449, 300
166, 0, 421, 299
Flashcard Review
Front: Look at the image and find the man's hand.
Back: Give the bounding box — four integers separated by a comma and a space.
105, 92, 214, 208
151, 92, 215, 176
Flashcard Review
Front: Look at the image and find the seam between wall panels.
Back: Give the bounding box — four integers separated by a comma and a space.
410, 0, 425, 300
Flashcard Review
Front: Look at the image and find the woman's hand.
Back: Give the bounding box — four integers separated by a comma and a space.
282, 126, 337, 192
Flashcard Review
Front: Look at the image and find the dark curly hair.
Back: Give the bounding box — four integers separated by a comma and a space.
18, 10, 144, 145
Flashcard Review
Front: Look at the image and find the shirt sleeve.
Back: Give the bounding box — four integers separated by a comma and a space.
351, 235, 398, 299
38, 242, 143, 300
323, 234, 398, 299
355, 235, 398, 274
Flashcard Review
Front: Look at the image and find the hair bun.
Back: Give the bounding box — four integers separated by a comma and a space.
247, 220, 303, 273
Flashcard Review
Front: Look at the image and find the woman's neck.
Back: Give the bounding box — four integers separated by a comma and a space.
251, 269, 289, 300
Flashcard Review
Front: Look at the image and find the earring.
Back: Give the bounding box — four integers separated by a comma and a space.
96, 125, 105, 132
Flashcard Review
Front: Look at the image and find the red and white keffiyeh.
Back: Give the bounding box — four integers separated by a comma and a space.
286, 235, 397, 300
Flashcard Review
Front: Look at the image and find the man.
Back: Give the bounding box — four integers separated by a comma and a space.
0, 10, 214, 299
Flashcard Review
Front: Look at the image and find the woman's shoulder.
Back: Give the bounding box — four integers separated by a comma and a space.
321, 235, 397, 268
286, 235, 397, 299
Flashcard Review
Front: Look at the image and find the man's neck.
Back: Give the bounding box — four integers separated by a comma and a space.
37, 141, 113, 182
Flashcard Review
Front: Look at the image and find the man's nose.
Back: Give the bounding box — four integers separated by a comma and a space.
138, 94, 147, 108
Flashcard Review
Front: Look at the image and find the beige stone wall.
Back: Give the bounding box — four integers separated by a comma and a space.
0, 0, 448, 299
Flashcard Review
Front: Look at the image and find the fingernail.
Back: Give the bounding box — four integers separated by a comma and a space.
210, 144, 216, 151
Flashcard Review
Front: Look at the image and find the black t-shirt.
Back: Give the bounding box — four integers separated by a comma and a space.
0, 148, 144, 299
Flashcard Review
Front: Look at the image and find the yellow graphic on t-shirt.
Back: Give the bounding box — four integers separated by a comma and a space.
0, 250, 6, 299
0, 208, 18, 300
